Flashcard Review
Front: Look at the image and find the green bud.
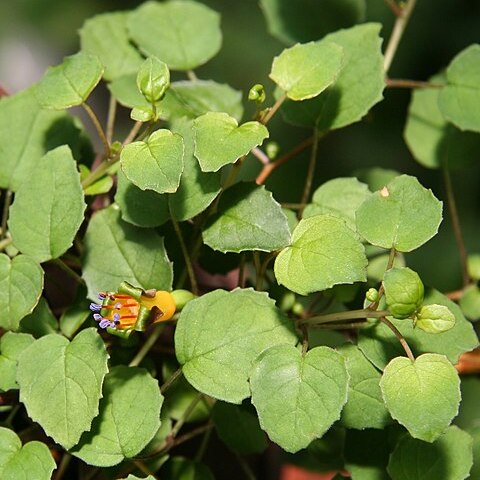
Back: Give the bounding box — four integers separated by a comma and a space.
131, 105, 155, 123
383, 267, 424, 319
171, 289, 197, 311
467, 254, 480, 281
248, 83, 266, 103
266, 141, 280, 160
414, 304, 456, 333
459, 285, 480, 321
137, 56, 170, 104
110, 140, 123, 156
366, 288, 379, 303
279, 291, 296, 312
292, 302, 304, 316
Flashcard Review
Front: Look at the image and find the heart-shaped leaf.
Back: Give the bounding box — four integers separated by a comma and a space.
274, 214, 367, 295
120, 129, 184, 194
17, 328, 109, 449
380, 353, 461, 442
250, 344, 349, 453
0, 254, 44, 331
193, 112, 269, 172
0, 332, 34, 391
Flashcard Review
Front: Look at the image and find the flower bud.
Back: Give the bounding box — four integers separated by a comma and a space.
248, 83, 266, 104
137, 56, 170, 104
366, 288, 379, 303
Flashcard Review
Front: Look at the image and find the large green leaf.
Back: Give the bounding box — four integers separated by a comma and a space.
358, 288, 478, 370
260, 0, 366, 45
281, 24, 385, 130
0, 332, 34, 391
274, 214, 367, 295
388, 426, 473, 480
270, 41, 344, 101
175, 289, 297, 403
83, 205, 173, 299
120, 129, 184, 194
439, 44, 480, 133
128, 0, 222, 70
0, 254, 44, 331
0, 427, 56, 480
250, 344, 349, 453
302, 177, 370, 230
193, 112, 269, 172
338, 343, 390, 429
202, 183, 291, 253
35, 51, 103, 109
380, 353, 460, 442
16, 328, 109, 449
356, 175, 443, 252
8, 145, 86, 262
72, 366, 162, 467
79, 12, 143, 81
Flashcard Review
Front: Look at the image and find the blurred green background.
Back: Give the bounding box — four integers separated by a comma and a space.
1, 0, 479, 292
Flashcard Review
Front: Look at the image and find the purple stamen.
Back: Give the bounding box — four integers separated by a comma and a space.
99, 319, 115, 329
114, 302, 122, 309
89, 303, 102, 312
113, 313, 120, 322
97, 293, 107, 300
93, 313, 102, 322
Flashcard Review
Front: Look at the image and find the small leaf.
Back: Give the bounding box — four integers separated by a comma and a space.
388, 426, 473, 480
270, 41, 344, 101
302, 177, 370, 230
84, 175, 114, 196
8, 145, 86, 262
415, 304, 456, 333
0, 254, 44, 331
19, 297, 58, 338
128, 0, 222, 70
274, 215, 367, 295
35, 51, 103, 109
59, 286, 91, 338
380, 353, 460, 442
356, 174, 443, 252
83, 205, 173, 299
72, 366, 163, 467
120, 129, 184, 194
17, 328, 109, 449
193, 112, 269, 172
250, 344, 349, 453
439, 44, 480, 133
79, 12, 143, 81
0, 332, 34, 391
202, 183, 291, 253
338, 343, 391, 429
175, 289, 297, 403
160, 457, 214, 480
0, 427, 56, 480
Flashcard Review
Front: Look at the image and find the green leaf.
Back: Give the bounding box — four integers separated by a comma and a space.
115, 170, 170, 228
274, 215, 367, 295
72, 366, 162, 467
270, 41, 344, 101
35, 51, 103, 109
8, 145, 86, 262
356, 175, 443, 252
128, 0, 222, 70
0, 254, 44, 331
260, 0, 366, 45
459, 285, 480, 321
388, 426, 473, 480
338, 343, 390, 429
59, 286, 90, 338
212, 402, 267, 455
250, 344, 349, 453
84, 175, 114, 196
120, 129, 184, 194
439, 44, 480, 133
358, 288, 478, 370
404, 73, 480, 169
168, 118, 221, 221
160, 457, 214, 480
0, 333, 34, 391
0, 427, 56, 480
380, 353, 460, 442
16, 328, 109, 449
415, 304, 456, 333
302, 177, 370, 230
121, 476, 156, 480
202, 183, 291, 253
468, 254, 480, 281
175, 288, 297, 403
19, 297, 58, 338
83, 205, 173, 299
137, 57, 170, 104
79, 12, 143, 81
193, 112, 269, 172
281, 24, 385, 130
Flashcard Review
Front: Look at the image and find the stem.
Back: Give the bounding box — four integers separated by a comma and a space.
311, 321, 367, 330
238, 253, 246, 288
106, 95, 117, 144
1, 189, 12, 240
300, 324, 309, 355
82, 102, 110, 156
54, 453, 72, 480
187, 70, 198, 81
299, 129, 320, 216
253, 252, 262, 289
122, 121, 143, 145
261, 94, 286, 125
194, 424, 212, 462
379, 316, 415, 361
383, 0, 418, 73
0, 236, 12, 252
170, 394, 203, 438
51, 258, 85, 285
160, 367, 183, 394
300, 308, 390, 326
386, 78, 445, 89
443, 167, 469, 287
133, 460, 158, 479
235, 453, 256, 480
170, 203, 199, 295
81, 158, 116, 189
384, 0, 402, 16
386, 247, 396, 271
256, 251, 277, 291
129, 325, 164, 367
